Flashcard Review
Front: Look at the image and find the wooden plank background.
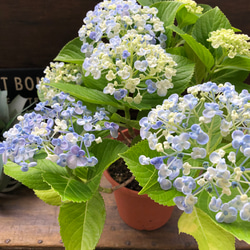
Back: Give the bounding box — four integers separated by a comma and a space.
0, 176, 249, 249
0, 0, 249, 69
0, 0, 100, 68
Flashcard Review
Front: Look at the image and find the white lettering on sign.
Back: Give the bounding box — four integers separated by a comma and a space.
0, 77, 8, 90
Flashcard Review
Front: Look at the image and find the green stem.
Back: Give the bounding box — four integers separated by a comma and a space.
206, 116, 215, 155
98, 186, 113, 194
204, 52, 227, 82
124, 106, 134, 136
124, 106, 130, 120
217, 142, 232, 151
99, 175, 135, 193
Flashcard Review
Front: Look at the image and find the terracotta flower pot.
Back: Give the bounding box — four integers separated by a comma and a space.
104, 170, 174, 231
105, 128, 174, 230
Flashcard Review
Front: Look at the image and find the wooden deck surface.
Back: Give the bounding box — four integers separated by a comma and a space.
0, 176, 249, 250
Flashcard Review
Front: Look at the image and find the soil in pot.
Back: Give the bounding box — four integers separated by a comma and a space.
108, 158, 142, 192
106, 158, 174, 231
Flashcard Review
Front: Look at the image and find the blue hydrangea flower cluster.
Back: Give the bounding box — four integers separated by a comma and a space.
78, 0, 166, 57
78, 0, 177, 104
83, 32, 177, 104
139, 82, 250, 223
0, 92, 119, 171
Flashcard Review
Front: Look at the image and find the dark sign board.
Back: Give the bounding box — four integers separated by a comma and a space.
0, 68, 44, 106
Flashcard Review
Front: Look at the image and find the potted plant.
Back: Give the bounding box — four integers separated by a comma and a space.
0, 90, 27, 192
1, 0, 250, 249
121, 81, 250, 249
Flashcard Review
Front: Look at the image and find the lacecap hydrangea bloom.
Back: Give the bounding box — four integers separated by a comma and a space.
139, 82, 250, 223
38, 62, 83, 102
0, 92, 119, 171
83, 31, 177, 104
207, 28, 250, 58
78, 0, 166, 57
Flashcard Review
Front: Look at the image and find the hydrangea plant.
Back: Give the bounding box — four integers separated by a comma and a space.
121, 81, 250, 249
129, 82, 250, 221
1, 0, 250, 250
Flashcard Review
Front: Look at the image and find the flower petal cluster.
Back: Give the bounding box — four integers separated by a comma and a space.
175, 0, 203, 14
38, 62, 83, 102
0, 93, 119, 171
78, 0, 166, 57
207, 28, 250, 58
83, 32, 177, 104
139, 81, 250, 223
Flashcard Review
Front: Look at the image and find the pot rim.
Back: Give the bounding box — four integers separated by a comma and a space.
104, 169, 150, 198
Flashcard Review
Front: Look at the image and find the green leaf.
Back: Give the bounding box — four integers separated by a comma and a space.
70, 139, 128, 199
54, 37, 85, 64
211, 69, 249, 87
168, 54, 195, 93
4, 160, 51, 190
38, 159, 68, 175
42, 171, 93, 203
33, 151, 48, 160
192, 7, 232, 48
153, 1, 183, 47
220, 56, 250, 71
34, 188, 62, 206
83, 74, 108, 91
120, 140, 179, 206
59, 192, 106, 250
86, 139, 128, 186
199, 4, 213, 13
205, 115, 222, 154
178, 207, 235, 250
196, 190, 250, 244
184, 42, 206, 84
42, 140, 127, 203
166, 47, 186, 57
47, 82, 123, 109
119, 98, 152, 111
154, 1, 183, 27
168, 24, 214, 69
176, 5, 199, 27
137, 0, 163, 6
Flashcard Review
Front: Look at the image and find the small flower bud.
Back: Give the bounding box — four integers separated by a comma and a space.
17, 115, 24, 121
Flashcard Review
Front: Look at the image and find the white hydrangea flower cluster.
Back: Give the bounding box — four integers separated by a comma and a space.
207, 28, 250, 58
38, 62, 83, 102
83, 31, 177, 104
175, 0, 203, 14
78, 0, 166, 56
